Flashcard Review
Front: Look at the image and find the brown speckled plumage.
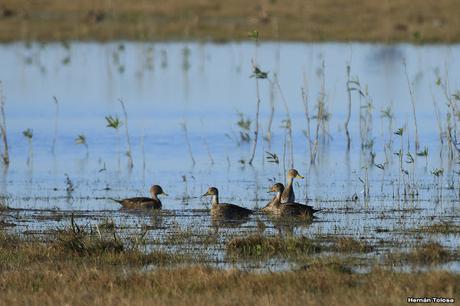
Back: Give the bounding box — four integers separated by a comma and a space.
202, 187, 253, 219
264, 183, 320, 218
110, 185, 167, 209
280, 169, 304, 203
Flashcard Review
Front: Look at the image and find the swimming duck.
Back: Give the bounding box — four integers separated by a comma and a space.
281, 169, 304, 203
110, 185, 167, 209
261, 184, 282, 213
201, 187, 253, 219
266, 183, 320, 218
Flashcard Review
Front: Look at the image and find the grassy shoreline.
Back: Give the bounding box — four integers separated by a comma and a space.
1, 0, 460, 43
0, 228, 458, 305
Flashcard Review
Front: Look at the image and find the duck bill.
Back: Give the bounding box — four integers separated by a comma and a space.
201, 191, 210, 197
161, 191, 169, 196
296, 174, 305, 179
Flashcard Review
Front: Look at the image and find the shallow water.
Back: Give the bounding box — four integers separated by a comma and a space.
0, 41, 459, 271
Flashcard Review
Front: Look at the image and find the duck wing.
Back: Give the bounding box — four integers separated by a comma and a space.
110, 197, 161, 209
261, 196, 279, 212
223, 203, 254, 213
280, 202, 319, 216
215, 203, 254, 218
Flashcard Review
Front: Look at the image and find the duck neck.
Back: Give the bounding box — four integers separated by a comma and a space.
274, 191, 282, 207
211, 194, 219, 206
151, 193, 159, 201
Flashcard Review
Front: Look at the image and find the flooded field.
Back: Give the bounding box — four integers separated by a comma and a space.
0, 42, 459, 272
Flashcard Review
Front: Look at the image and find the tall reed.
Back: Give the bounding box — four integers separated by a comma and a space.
119, 99, 133, 169
181, 121, 196, 166
345, 64, 352, 150
51, 96, 59, 155
0, 82, 9, 166
403, 61, 420, 151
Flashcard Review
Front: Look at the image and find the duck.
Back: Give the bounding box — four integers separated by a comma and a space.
265, 183, 320, 218
261, 185, 281, 213
281, 168, 304, 203
201, 187, 253, 219
110, 185, 167, 209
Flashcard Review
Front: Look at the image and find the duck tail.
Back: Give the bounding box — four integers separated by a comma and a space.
313, 208, 323, 213
108, 197, 123, 204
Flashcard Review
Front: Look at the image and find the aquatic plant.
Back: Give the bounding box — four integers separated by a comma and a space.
55, 215, 123, 256
75, 134, 88, 154
387, 242, 457, 265
333, 237, 374, 253
65, 174, 74, 196
345, 64, 353, 149
200, 121, 215, 165
105, 115, 123, 169
182, 46, 191, 72
105, 115, 122, 130
226, 234, 321, 258
435, 71, 458, 160
247, 62, 267, 165
247, 30, 259, 41
274, 74, 294, 169
417, 147, 428, 168
265, 151, 279, 164
310, 60, 331, 164
22, 128, 33, 166
119, 99, 133, 169
264, 80, 276, 142
432, 168, 444, 200
236, 112, 251, 143
181, 121, 195, 166
374, 161, 388, 192
412, 222, 460, 234
359, 165, 370, 200
0, 82, 8, 165
301, 86, 313, 163
247, 31, 265, 166
403, 61, 420, 151
51, 96, 59, 155
160, 49, 168, 69
394, 127, 406, 200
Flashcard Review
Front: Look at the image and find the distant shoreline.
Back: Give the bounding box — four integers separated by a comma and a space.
0, 0, 459, 43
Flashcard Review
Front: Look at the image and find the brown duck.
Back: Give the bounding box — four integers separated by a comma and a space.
202, 187, 253, 219
110, 185, 167, 209
281, 169, 304, 203
264, 183, 320, 218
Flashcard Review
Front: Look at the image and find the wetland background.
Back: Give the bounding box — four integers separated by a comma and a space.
0, 1, 459, 305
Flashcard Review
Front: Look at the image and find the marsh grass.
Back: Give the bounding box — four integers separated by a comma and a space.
162, 225, 218, 246
387, 242, 458, 265
54, 223, 124, 256
226, 234, 321, 258
411, 222, 460, 234
0, 230, 458, 306
333, 237, 374, 253
0, 219, 196, 268
0, 200, 10, 211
